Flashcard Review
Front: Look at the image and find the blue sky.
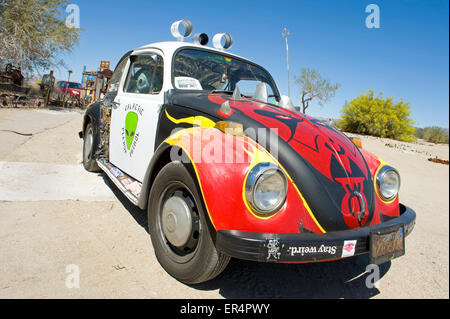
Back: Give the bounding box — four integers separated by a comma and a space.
57, 0, 449, 128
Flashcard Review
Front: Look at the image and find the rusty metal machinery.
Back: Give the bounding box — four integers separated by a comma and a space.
81, 60, 112, 106
40, 71, 55, 106
0, 64, 41, 108
0, 60, 113, 109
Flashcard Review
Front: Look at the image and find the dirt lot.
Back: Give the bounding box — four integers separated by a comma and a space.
0, 108, 448, 299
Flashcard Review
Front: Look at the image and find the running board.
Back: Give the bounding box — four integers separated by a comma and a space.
96, 159, 142, 206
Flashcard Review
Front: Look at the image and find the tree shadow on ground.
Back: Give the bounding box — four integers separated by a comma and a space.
46, 105, 84, 113
101, 173, 390, 299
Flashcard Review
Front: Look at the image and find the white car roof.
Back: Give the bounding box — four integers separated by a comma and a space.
134, 41, 247, 61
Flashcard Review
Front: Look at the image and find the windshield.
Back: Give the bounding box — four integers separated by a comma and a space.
59, 82, 82, 89
173, 49, 280, 104
68, 82, 82, 89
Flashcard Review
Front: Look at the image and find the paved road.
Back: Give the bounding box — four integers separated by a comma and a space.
0, 108, 448, 299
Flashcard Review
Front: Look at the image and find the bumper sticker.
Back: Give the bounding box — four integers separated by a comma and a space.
109, 167, 124, 178
287, 245, 337, 257
342, 240, 357, 258
265, 239, 282, 261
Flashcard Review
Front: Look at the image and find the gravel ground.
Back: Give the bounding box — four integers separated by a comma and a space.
0, 108, 448, 299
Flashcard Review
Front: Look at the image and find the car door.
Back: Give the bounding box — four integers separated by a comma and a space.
109, 51, 164, 182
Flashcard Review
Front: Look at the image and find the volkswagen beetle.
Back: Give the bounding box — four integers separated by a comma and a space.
80, 20, 416, 284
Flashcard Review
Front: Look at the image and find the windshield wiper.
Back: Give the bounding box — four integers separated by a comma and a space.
211, 90, 234, 95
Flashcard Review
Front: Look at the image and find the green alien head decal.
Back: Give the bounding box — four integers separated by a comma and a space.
125, 112, 139, 150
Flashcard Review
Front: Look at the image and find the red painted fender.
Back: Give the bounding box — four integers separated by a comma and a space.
360, 148, 400, 221
165, 127, 326, 234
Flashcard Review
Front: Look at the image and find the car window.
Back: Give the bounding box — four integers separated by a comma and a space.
108, 57, 128, 94
68, 82, 82, 89
123, 54, 164, 95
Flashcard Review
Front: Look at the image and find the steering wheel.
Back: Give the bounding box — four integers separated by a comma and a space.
135, 69, 151, 93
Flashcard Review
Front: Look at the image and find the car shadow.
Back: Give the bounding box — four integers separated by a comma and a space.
100, 173, 390, 299
99, 174, 149, 230
193, 256, 390, 299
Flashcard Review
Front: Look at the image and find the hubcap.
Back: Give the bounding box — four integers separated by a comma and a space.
84, 128, 93, 160
162, 195, 193, 248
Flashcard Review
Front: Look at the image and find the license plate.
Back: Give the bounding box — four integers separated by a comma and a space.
370, 225, 405, 265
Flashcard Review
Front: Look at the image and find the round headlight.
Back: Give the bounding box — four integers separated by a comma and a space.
245, 163, 288, 214
376, 166, 401, 201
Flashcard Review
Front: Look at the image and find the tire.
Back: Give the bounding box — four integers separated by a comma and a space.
148, 162, 230, 284
0, 95, 9, 108
82, 122, 100, 172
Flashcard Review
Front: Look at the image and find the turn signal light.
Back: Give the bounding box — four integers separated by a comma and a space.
350, 137, 363, 149
215, 121, 244, 136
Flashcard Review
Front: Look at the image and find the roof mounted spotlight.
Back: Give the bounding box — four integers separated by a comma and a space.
171, 20, 193, 42
212, 33, 233, 50
193, 33, 209, 46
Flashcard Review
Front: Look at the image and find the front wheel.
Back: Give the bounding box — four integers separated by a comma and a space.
148, 162, 230, 284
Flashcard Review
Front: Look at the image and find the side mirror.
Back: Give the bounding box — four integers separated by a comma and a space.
279, 95, 295, 111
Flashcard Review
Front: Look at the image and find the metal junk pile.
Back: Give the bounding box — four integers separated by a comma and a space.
0, 64, 44, 108
0, 60, 112, 109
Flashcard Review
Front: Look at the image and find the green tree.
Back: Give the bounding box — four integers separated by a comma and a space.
294, 68, 340, 114
338, 90, 416, 142
0, 0, 79, 74
421, 127, 449, 144
414, 127, 424, 139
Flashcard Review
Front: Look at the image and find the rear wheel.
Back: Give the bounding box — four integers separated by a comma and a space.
82, 122, 100, 172
0, 95, 9, 107
148, 162, 230, 284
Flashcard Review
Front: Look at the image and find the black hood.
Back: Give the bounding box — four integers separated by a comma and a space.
166, 91, 376, 232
